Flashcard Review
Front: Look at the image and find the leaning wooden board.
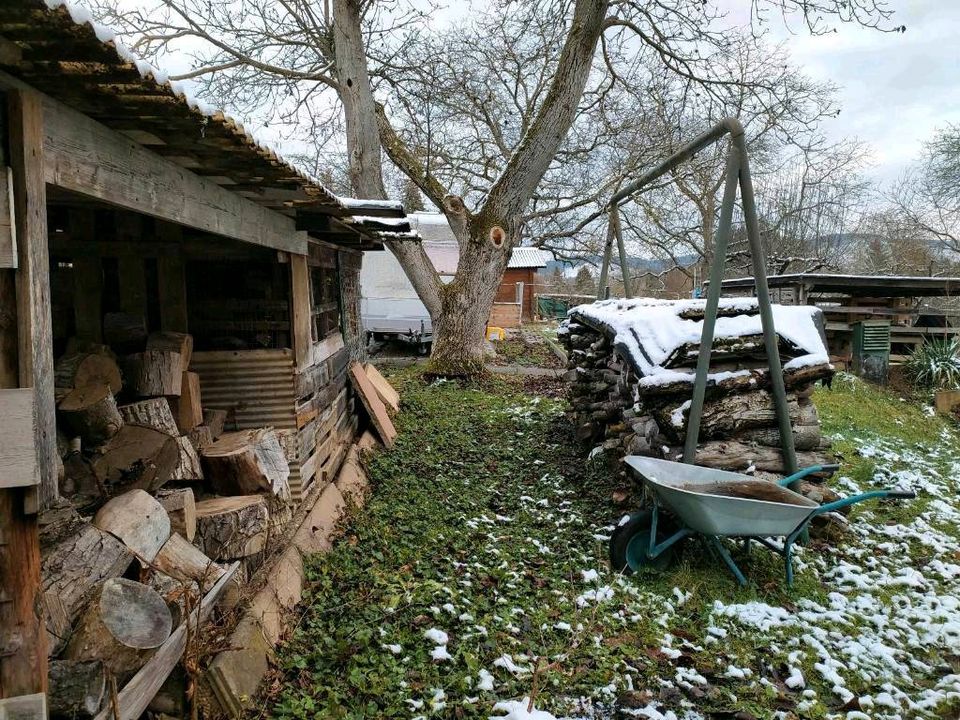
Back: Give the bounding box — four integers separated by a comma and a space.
363, 363, 400, 413
349, 362, 396, 449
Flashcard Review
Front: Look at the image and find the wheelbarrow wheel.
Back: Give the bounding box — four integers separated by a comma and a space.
609, 510, 681, 575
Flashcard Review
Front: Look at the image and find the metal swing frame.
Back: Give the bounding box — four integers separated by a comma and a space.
597, 118, 798, 476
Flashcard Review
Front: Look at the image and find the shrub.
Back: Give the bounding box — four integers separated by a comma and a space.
904, 337, 960, 390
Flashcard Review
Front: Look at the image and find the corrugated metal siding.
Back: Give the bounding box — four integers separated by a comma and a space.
191, 349, 297, 430
191, 349, 308, 501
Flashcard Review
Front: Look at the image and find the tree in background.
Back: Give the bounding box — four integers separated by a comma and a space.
91, 0, 901, 374
886, 124, 960, 256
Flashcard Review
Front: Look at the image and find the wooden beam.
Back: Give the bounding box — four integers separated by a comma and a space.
0, 71, 308, 255
290, 254, 311, 370
8, 89, 56, 505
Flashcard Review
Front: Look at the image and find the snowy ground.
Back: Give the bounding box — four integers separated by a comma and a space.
267, 372, 960, 720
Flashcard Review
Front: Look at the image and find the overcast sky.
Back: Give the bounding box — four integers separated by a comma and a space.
719, 0, 960, 183
110, 0, 958, 187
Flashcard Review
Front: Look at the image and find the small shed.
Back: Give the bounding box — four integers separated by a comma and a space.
0, 0, 417, 711
717, 273, 960, 364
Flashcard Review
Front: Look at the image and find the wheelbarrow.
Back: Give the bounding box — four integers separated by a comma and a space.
610, 456, 916, 586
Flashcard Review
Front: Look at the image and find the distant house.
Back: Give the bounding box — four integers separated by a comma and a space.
361, 213, 553, 333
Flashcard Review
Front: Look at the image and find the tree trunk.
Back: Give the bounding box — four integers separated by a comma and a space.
48, 659, 106, 719
118, 398, 179, 436
64, 578, 172, 677
428, 219, 511, 375
41, 524, 133, 655
58, 384, 123, 446
146, 332, 192, 369
120, 351, 183, 397
201, 429, 290, 499
54, 351, 122, 394
194, 495, 269, 560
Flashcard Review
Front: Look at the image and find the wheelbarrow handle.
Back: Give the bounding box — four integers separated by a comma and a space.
812, 488, 916, 516
778, 463, 841, 488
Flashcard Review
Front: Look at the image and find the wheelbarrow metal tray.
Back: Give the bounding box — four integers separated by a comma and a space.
625, 456, 818, 537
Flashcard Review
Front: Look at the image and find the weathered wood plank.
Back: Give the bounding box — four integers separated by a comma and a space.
0, 388, 38, 488
0, 71, 307, 255
9, 89, 57, 503
290, 255, 311, 370
349, 362, 396, 449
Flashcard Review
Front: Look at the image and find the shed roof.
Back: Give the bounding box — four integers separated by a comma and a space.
716, 273, 960, 298
0, 0, 419, 249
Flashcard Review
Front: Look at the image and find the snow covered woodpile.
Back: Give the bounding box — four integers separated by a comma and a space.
559, 298, 836, 486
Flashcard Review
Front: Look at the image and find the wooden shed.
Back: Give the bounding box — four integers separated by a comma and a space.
0, 0, 417, 711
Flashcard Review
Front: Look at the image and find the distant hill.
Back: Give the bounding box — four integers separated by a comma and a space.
542, 253, 699, 276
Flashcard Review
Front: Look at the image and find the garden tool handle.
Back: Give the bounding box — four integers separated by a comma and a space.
884, 489, 916, 500
778, 463, 841, 488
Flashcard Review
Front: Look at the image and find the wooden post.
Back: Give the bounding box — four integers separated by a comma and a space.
0, 88, 50, 701
290, 254, 312, 369
156, 222, 187, 332
69, 208, 102, 343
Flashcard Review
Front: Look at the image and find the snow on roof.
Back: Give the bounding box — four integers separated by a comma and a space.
567, 297, 829, 388
18, 0, 411, 244
509, 247, 553, 269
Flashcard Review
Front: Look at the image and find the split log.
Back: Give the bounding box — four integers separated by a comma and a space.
153, 533, 224, 591
48, 659, 106, 719
201, 429, 290, 500
170, 436, 204, 482
693, 440, 833, 476
146, 332, 193, 369
118, 397, 179, 436
54, 352, 122, 394
41, 524, 134, 654
202, 408, 228, 439
194, 495, 269, 560
170, 371, 202, 432
58, 384, 123, 446
93, 490, 171, 562
103, 312, 147, 354
187, 425, 213, 453
155, 488, 196, 541
120, 351, 183, 397
737, 424, 823, 451
64, 578, 173, 676
57, 384, 123, 446
92, 425, 179, 493
89, 564, 239, 720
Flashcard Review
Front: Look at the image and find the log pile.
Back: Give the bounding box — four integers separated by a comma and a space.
44, 328, 296, 719
559, 298, 836, 490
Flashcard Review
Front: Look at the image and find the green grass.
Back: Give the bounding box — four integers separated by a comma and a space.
264, 369, 960, 719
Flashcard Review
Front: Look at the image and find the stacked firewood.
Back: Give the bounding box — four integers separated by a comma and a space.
45, 318, 293, 719
559, 299, 837, 494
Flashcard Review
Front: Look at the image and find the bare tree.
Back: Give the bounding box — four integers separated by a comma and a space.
91, 0, 900, 373
885, 124, 960, 255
